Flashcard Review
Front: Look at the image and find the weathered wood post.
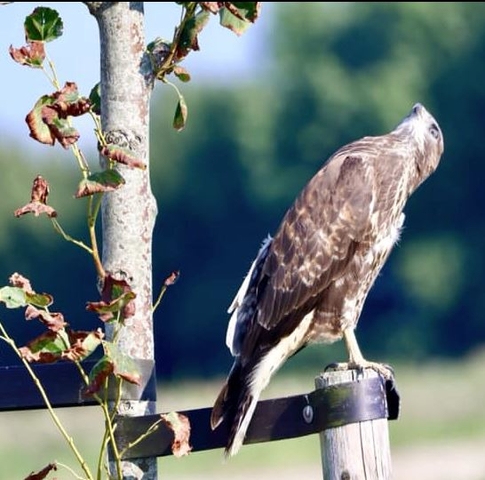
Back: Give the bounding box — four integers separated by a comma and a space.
315, 369, 393, 480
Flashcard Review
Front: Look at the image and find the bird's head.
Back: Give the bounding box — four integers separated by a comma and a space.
395, 103, 444, 183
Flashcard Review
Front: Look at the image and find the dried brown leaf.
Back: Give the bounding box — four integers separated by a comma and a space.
161, 412, 192, 457
41, 106, 80, 148
14, 202, 57, 218
51, 81, 90, 117
9, 41, 45, 67
86, 274, 136, 322
19, 347, 60, 364
200, 2, 221, 14
25, 305, 67, 332
24, 462, 57, 480
25, 82, 88, 147
14, 175, 57, 218
116, 370, 141, 385
164, 270, 180, 287
62, 329, 104, 362
99, 145, 146, 169
9, 273, 34, 294
31, 174, 49, 203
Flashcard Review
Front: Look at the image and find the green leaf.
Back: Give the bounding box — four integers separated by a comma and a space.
25, 95, 56, 145
26, 291, 53, 308
85, 355, 113, 395
78, 331, 103, 358
219, 3, 260, 35
104, 342, 141, 385
24, 7, 63, 42
178, 9, 210, 57
231, 2, 261, 22
219, 8, 250, 36
47, 116, 80, 148
0, 286, 26, 309
89, 82, 101, 115
173, 95, 188, 131
85, 343, 142, 395
85, 290, 136, 315
75, 169, 126, 198
173, 66, 191, 83
19, 330, 69, 363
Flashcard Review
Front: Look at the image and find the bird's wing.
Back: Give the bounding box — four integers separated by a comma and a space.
256, 154, 375, 331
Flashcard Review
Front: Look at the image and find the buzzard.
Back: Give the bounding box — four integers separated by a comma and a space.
210, 103, 444, 457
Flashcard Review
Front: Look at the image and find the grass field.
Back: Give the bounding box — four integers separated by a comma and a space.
1, 348, 485, 479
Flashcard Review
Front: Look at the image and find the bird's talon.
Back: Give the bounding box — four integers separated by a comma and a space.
324, 362, 341, 372
324, 360, 394, 381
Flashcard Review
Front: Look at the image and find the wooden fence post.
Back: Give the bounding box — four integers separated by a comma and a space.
315, 369, 392, 480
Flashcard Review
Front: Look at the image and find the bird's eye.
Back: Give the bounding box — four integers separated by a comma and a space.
429, 123, 440, 140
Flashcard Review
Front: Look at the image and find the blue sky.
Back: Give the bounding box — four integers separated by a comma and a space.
0, 2, 268, 147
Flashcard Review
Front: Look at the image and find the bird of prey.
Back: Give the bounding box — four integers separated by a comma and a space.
210, 103, 444, 457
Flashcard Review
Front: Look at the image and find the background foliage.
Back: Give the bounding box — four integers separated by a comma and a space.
1, 2, 484, 380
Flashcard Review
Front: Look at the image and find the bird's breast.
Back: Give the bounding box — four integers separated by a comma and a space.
306, 212, 405, 344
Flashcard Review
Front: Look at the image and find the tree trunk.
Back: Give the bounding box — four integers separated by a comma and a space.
85, 2, 157, 478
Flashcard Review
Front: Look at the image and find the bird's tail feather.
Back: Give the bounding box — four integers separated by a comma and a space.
225, 388, 258, 457
211, 361, 262, 457
211, 362, 241, 431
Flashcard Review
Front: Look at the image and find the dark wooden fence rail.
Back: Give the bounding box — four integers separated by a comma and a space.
0, 360, 157, 411
116, 371, 398, 459
0, 361, 400, 475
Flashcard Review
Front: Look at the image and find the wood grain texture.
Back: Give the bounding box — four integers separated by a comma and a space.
316, 369, 392, 480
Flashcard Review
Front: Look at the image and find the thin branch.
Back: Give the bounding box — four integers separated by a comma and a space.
45, 52, 61, 90
120, 417, 163, 458
161, 77, 184, 103
51, 218, 93, 254
100, 377, 124, 479
155, 3, 198, 79
96, 426, 111, 480
57, 462, 87, 480
0, 323, 94, 480
152, 283, 169, 313
71, 143, 91, 177
88, 195, 105, 279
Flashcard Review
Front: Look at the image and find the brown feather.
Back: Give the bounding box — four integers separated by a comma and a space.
213, 103, 444, 457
